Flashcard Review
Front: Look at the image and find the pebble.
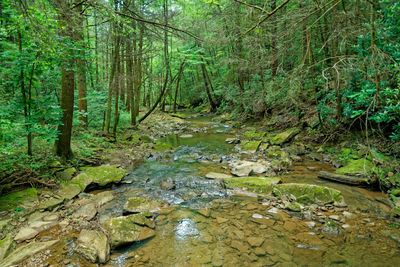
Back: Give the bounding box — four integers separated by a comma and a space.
329, 215, 340, 221
343, 211, 353, 219
268, 207, 279, 214
252, 214, 263, 219
342, 224, 351, 230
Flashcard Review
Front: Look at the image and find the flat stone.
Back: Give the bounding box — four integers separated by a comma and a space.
0, 237, 14, 261
76, 229, 110, 263
29, 221, 56, 232
43, 214, 58, 222
74, 202, 97, 220
254, 247, 266, 256
38, 198, 64, 211
123, 197, 167, 214
197, 208, 211, 217
231, 240, 248, 253
216, 217, 228, 224
93, 191, 114, 207
268, 207, 279, 214
329, 215, 340, 221
14, 227, 38, 242
342, 224, 351, 230
342, 211, 353, 219
205, 172, 232, 180
57, 183, 82, 200
247, 237, 264, 247
0, 219, 10, 232
180, 134, 193, 138
0, 240, 58, 267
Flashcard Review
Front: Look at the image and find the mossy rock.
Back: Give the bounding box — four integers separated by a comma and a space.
56, 167, 76, 181
240, 141, 261, 153
267, 128, 300, 145
392, 204, 400, 217
223, 177, 281, 194
273, 183, 344, 206
103, 214, 155, 248
170, 113, 187, 119
389, 174, 400, 187
266, 150, 289, 160
335, 158, 375, 176
284, 201, 301, 212
241, 131, 266, 141
153, 141, 174, 151
80, 165, 127, 187
139, 135, 153, 143
57, 182, 82, 200
70, 173, 93, 191
0, 236, 14, 261
123, 197, 167, 214
390, 188, 400, 197
0, 188, 38, 211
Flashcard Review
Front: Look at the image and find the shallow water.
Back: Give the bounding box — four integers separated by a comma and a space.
45, 116, 400, 266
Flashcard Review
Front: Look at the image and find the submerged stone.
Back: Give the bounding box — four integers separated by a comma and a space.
76, 229, 110, 263
123, 197, 168, 214
273, 183, 345, 206
103, 214, 155, 248
224, 177, 280, 194
0, 188, 38, 211
0, 240, 58, 267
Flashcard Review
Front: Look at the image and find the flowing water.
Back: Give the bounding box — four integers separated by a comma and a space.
45, 115, 400, 266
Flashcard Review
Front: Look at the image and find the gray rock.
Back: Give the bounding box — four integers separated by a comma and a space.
321, 221, 342, 235
0, 240, 58, 267
0, 237, 14, 261
29, 221, 57, 232
225, 138, 240, 144
342, 211, 353, 219
76, 229, 110, 263
305, 221, 316, 229
38, 198, 64, 211
123, 197, 167, 214
14, 227, 38, 242
328, 215, 340, 221
93, 191, 114, 207
43, 214, 58, 222
74, 202, 97, 220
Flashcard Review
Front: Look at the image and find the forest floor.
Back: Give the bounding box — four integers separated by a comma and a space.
0, 110, 400, 266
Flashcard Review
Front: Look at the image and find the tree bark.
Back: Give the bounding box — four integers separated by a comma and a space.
173, 60, 185, 113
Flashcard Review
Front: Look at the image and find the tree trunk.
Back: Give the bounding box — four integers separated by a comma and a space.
55, 0, 75, 160
173, 60, 185, 113
77, 4, 88, 129
201, 63, 217, 112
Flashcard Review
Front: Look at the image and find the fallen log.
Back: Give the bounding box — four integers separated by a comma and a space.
317, 171, 368, 185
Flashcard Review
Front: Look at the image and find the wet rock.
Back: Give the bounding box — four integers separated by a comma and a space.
341, 224, 351, 230
73, 202, 97, 220
273, 183, 345, 206
224, 177, 279, 194
0, 237, 14, 261
160, 178, 176, 190
43, 214, 58, 222
205, 172, 232, 180
225, 138, 240, 144
0, 240, 58, 267
247, 237, 264, 247
76, 229, 110, 263
240, 141, 261, 153
14, 227, 38, 242
103, 214, 155, 248
321, 220, 342, 235
123, 197, 168, 214
231, 240, 248, 253
197, 208, 211, 217
342, 211, 353, 219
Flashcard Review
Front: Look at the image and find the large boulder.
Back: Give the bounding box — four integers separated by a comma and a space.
103, 214, 155, 248
80, 165, 128, 187
273, 183, 345, 206
241, 131, 266, 141
224, 177, 281, 194
123, 197, 168, 214
0, 240, 58, 267
229, 160, 270, 177
76, 230, 110, 263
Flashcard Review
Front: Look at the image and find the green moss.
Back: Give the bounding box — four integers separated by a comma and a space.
335, 158, 375, 176
224, 177, 280, 194
154, 142, 174, 151
0, 188, 38, 211
266, 150, 289, 160
70, 173, 93, 191
240, 141, 261, 152
273, 183, 344, 205
285, 202, 301, 212
124, 197, 166, 214
140, 135, 153, 143
80, 165, 127, 187
266, 128, 300, 145
171, 113, 187, 119
242, 131, 265, 141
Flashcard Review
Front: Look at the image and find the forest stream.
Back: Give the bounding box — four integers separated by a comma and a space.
16, 114, 396, 267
